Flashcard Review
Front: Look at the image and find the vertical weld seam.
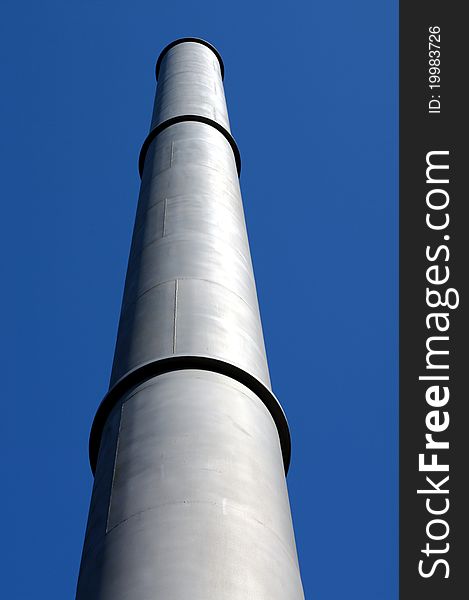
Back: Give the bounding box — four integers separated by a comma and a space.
162, 198, 167, 237
170, 140, 174, 167
173, 279, 178, 353
105, 403, 124, 534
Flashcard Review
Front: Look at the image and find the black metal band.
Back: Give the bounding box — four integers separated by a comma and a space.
138, 114, 241, 178
89, 355, 291, 476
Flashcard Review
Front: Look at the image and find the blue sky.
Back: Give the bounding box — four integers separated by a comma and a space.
0, 1, 397, 597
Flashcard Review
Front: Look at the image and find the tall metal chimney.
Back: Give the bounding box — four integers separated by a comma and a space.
76, 38, 305, 599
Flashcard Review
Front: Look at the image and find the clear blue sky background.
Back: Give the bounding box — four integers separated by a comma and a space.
0, 1, 397, 598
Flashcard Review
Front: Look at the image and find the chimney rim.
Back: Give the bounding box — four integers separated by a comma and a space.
155, 37, 225, 82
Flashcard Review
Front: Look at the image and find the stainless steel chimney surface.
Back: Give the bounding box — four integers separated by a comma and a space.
76, 38, 305, 600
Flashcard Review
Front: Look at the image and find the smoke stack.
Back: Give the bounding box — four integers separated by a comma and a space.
76, 38, 304, 599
